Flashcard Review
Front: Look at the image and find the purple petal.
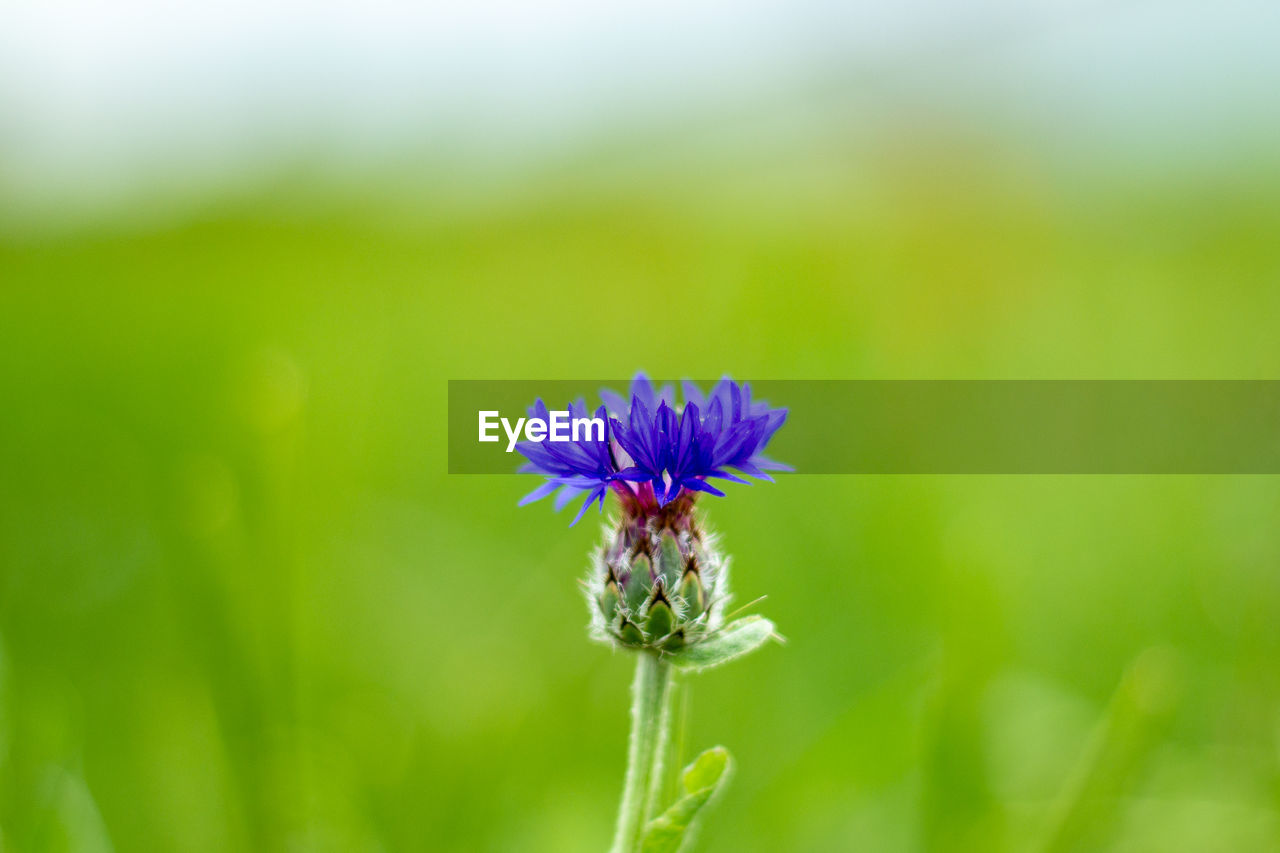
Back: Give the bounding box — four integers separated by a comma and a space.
554, 485, 587, 511
682, 478, 726, 497
569, 486, 607, 527
681, 379, 706, 410
752, 454, 794, 472
600, 387, 630, 416
518, 481, 561, 506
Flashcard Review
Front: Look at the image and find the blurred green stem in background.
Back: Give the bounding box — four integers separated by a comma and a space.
1042, 647, 1182, 853
611, 653, 674, 853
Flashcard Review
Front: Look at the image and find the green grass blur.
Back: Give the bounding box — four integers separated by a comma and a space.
2, 137, 1279, 852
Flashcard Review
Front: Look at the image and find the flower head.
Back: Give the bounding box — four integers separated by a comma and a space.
517, 375, 789, 525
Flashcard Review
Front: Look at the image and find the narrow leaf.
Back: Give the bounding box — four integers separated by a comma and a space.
640, 747, 733, 853
666, 616, 777, 672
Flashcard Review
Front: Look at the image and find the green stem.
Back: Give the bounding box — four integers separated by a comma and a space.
664, 677, 689, 810
610, 652, 673, 853
644, 669, 679, 823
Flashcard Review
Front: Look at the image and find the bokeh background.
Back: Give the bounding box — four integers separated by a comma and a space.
2, 2, 1279, 851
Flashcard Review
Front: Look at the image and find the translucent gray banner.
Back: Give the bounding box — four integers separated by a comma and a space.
447, 380, 1280, 474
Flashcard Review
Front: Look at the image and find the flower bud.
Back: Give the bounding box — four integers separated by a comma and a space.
586, 497, 730, 652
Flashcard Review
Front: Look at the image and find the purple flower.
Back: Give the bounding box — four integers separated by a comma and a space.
517, 375, 789, 525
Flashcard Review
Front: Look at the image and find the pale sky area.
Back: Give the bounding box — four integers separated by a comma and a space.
1, 0, 1277, 205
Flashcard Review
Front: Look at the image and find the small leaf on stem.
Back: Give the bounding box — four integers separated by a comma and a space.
665, 616, 778, 672
639, 747, 734, 853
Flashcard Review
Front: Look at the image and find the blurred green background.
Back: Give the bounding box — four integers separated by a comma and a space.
3, 3, 1280, 851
